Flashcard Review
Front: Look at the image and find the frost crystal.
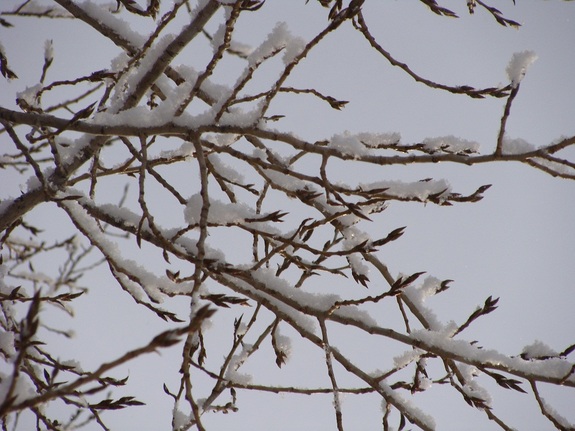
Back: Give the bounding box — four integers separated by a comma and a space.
506, 50, 537, 87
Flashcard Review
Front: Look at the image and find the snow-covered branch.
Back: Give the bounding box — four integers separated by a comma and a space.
1, 1, 574, 430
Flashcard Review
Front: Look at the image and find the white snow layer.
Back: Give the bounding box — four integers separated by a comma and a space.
379, 380, 437, 429
502, 137, 536, 154
521, 340, 559, 360
359, 179, 451, 202
422, 136, 480, 154
79, 1, 147, 48
539, 396, 575, 429
43, 39, 53, 63
411, 329, 575, 384
506, 50, 537, 87
247, 22, 305, 67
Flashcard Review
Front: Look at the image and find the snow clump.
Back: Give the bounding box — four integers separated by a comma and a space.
506, 50, 537, 87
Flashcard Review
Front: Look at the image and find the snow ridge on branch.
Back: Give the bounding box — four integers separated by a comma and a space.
1, 1, 574, 431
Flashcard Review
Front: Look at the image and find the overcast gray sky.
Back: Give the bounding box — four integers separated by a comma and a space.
1, 1, 575, 430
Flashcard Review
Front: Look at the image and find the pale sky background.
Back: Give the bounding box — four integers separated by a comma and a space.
1, 1, 575, 430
